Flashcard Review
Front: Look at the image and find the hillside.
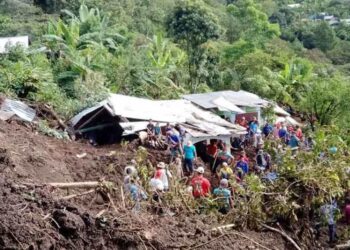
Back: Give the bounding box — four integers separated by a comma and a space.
0, 0, 349, 126
1, 1, 350, 249
0, 119, 290, 249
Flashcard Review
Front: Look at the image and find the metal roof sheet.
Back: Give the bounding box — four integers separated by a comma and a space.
1, 99, 36, 122
70, 94, 247, 138
183, 90, 269, 109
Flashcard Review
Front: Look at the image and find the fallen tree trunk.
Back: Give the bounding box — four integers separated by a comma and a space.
261, 223, 301, 250
47, 181, 114, 189
336, 241, 350, 250
210, 224, 235, 232
43, 104, 69, 132
60, 189, 95, 200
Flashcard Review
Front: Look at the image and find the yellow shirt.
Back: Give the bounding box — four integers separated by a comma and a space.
219, 167, 233, 179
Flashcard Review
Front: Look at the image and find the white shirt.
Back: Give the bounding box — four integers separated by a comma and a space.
150, 178, 164, 191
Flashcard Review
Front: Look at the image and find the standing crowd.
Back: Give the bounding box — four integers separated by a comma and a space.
124, 118, 346, 245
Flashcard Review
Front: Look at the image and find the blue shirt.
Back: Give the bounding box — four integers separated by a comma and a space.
263, 124, 273, 135
129, 184, 147, 201
249, 122, 258, 133
321, 203, 337, 225
236, 160, 249, 174
169, 134, 180, 144
213, 188, 231, 208
278, 128, 287, 138
155, 126, 161, 135
289, 135, 299, 148
183, 145, 196, 159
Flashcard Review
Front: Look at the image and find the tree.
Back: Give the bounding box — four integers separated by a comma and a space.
43, 3, 123, 97
300, 77, 350, 126
313, 22, 337, 52
227, 0, 280, 47
166, 0, 220, 93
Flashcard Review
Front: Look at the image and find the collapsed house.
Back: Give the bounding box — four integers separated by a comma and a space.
69, 94, 246, 145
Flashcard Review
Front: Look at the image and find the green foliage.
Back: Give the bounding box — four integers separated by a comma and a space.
227, 0, 280, 47
300, 76, 350, 126
313, 22, 337, 52
0, 0, 349, 129
166, 0, 220, 92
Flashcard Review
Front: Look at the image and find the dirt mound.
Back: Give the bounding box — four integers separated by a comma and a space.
0, 175, 287, 250
0, 120, 289, 249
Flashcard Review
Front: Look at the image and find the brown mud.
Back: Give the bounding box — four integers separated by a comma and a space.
0, 120, 313, 249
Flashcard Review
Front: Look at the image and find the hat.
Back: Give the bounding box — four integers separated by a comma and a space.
195, 166, 205, 174
157, 162, 166, 169
124, 166, 136, 175
222, 162, 228, 167
220, 178, 229, 187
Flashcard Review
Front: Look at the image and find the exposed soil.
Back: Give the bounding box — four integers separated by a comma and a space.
0, 119, 307, 249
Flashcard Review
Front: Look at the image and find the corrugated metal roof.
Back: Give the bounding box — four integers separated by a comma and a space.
70, 101, 107, 127
108, 94, 184, 123
183, 90, 269, 109
0, 36, 29, 53
274, 105, 290, 117
0, 99, 36, 122
212, 97, 245, 113
70, 94, 247, 138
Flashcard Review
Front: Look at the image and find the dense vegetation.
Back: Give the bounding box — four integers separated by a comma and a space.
2, 1, 350, 246
1, 0, 350, 125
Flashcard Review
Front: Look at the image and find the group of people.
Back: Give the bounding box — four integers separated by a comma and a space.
125, 117, 346, 244
125, 119, 280, 216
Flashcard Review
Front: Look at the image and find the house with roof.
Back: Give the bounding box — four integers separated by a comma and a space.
69, 94, 246, 145
182, 90, 298, 126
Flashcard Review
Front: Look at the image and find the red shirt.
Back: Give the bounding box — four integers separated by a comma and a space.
238, 119, 248, 128
296, 128, 303, 140
207, 144, 217, 157
191, 176, 211, 198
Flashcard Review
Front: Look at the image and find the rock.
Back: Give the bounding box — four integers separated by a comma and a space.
52, 209, 85, 238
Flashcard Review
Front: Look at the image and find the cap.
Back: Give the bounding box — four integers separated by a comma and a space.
220, 178, 229, 187
157, 162, 166, 169
195, 166, 205, 174
222, 162, 228, 167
